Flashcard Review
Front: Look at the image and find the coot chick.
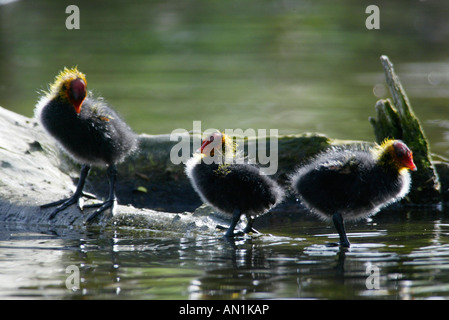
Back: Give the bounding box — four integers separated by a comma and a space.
186, 132, 284, 237
35, 67, 137, 222
290, 139, 416, 248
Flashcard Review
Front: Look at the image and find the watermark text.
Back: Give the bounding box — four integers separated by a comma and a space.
170, 121, 279, 175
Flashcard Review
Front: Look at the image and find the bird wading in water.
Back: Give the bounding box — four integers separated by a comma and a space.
290, 139, 416, 248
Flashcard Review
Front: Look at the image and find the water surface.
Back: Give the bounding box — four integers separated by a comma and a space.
2, 208, 449, 300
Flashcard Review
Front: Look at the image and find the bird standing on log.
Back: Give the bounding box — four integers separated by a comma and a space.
186, 132, 284, 237
35, 67, 137, 222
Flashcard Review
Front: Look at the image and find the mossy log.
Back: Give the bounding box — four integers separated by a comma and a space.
369, 55, 441, 203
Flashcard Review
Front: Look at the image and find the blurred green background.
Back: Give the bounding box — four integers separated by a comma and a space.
2, 0, 449, 156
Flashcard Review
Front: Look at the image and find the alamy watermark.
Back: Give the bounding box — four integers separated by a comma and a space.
65, 5, 380, 31
365, 5, 380, 30
65, 5, 80, 30
64, 262, 381, 292
169, 121, 279, 175
65, 265, 80, 291
365, 264, 380, 290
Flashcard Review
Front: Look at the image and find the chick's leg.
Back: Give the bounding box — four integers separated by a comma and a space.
332, 212, 351, 248
42, 164, 91, 219
84, 164, 117, 222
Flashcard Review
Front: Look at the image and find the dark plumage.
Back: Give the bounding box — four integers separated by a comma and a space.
290, 139, 416, 247
35, 67, 137, 221
186, 132, 284, 237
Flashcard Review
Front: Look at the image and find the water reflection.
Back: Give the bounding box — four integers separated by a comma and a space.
2, 208, 449, 299
0, 227, 76, 298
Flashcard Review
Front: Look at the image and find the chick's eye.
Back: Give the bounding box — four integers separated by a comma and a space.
209, 136, 215, 142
